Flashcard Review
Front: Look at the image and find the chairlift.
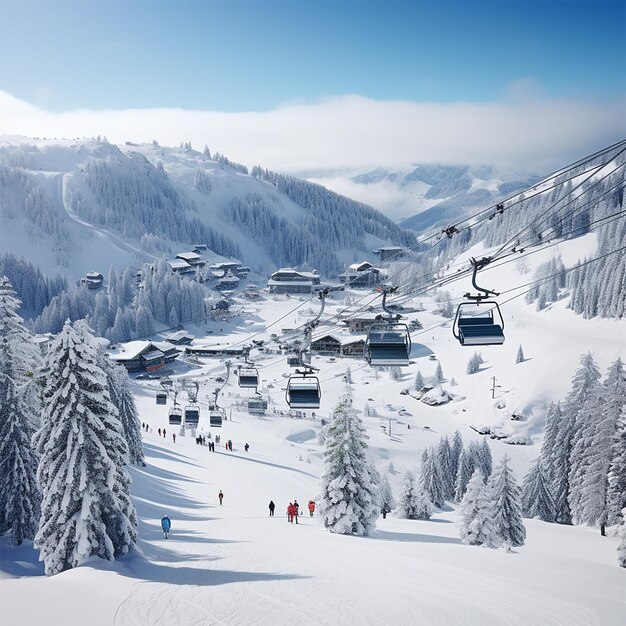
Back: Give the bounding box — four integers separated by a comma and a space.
452, 257, 505, 346
184, 405, 200, 426
168, 407, 182, 425
156, 392, 167, 405
286, 371, 321, 409
364, 288, 411, 366
238, 367, 259, 388
209, 410, 223, 428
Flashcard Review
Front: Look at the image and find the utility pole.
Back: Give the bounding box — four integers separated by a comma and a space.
491, 376, 501, 399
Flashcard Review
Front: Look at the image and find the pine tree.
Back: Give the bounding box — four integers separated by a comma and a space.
103, 359, 145, 466
490, 454, 526, 547
515, 345, 525, 364
466, 352, 481, 375
434, 363, 445, 385
478, 439, 493, 479
0, 337, 40, 544
552, 405, 575, 525
458, 469, 499, 547
454, 448, 474, 502
421, 447, 445, 507
34, 321, 137, 575
414, 370, 424, 390
436, 436, 455, 501
618, 509, 626, 568
521, 458, 555, 522
450, 430, 463, 485
318, 397, 379, 536
397, 471, 432, 520
607, 407, 626, 526
378, 473, 395, 519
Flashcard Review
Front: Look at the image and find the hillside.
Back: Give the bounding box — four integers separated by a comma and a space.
0, 136, 415, 281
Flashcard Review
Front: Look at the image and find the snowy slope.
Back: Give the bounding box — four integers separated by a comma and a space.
2, 226, 625, 624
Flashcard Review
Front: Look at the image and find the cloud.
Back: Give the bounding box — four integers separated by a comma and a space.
0, 89, 623, 173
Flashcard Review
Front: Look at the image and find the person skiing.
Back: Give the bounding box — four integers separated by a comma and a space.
269, 500, 275, 516
308, 500, 315, 517
158, 428, 162, 437
244, 443, 249, 452
218, 490, 224, 505
287, 502, 294, 523
161, 515, 171, 539
293, 500, 299, 524
163, 428, 166, 438
172, 433, 176, 443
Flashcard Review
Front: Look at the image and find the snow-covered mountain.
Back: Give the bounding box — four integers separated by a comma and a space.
0, 136, 416, 281
307, 164, 538, 229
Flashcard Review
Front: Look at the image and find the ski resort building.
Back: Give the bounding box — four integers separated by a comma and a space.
165, 330, 194, 345
267, 268, 321, 294
109, 341, 181, 372
82, 272, 104, 289
167, 259, 195, 274
341, 312, 380, 334
185, 344, 245, 357
311, 334, 367, 357
374, 246, 405, 262
175, 251, 206, 267
339, 262, 385, 288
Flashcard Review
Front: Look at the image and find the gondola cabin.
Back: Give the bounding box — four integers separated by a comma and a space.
453, 303, 505, 346
364, 323, 411, 367
184, 405, 200, 426
209, 410, 223, 427
238, 368, 259, 388
168, 407, 182, 425
156, 392, 167, 405
286, 375, 321, 409
248, 396, 268, 415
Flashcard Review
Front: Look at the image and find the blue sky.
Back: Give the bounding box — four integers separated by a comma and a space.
1, 0, 624, 111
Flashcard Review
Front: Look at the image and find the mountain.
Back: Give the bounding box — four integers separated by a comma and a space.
0, 136, 416, 281
307, 164, 539, 230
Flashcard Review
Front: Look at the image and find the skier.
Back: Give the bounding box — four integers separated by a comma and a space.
218, 490, 224, 505
293, 500, 300, 524
172, 433, 176, 443
244, 443, 249, 452
287, 502, 294, 523
228, 440, 233, 451
158, 428, 162, 437
269, 500, 275, 516
161, 515, 171, 539
308, 500, 315, 517
163, 428, 166, 438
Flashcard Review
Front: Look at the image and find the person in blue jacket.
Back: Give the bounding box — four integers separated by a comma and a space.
161, 515, 171, 539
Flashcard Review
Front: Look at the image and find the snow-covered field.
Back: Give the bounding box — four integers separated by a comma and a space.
2, 235, 626, 625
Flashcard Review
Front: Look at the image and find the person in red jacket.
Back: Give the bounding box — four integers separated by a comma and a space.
308, 500, 315, 517
287, 502, 294, 523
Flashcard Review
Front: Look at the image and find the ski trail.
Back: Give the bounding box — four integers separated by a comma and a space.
56, 172, 156, 262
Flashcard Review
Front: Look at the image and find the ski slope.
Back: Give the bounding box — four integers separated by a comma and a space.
2, 234, 626, 624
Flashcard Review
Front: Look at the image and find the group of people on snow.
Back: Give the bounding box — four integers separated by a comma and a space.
285, 500, 315, 523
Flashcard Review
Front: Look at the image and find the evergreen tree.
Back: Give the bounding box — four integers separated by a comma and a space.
515, 345, 525, 364
0, 337, 40, 544
450, 430, 463, 485
477, 439, 493, 479
540, 402, 560, 485
397, 471, 432, 520
34, 321, 137, 575
552, 404, 575, 525
466, 352, 481, 375
434, 363, 445, 385
414, 370, 425, 390
521, 458, 555, 522
618, 509, 626, 568
489, 454, 526, 547
421, 447, 445, 507
607, 407, 626, 526
102, 358, 145, 466
455, 448, 474, 502
436, 436, 455, 501
318, 397, 379, 536
378, 473, 395, 519
458, 470, 499, 547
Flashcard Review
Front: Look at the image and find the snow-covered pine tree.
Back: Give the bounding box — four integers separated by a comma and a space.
421, 446, 445, 507
0, 337, 40, 544
102, 357, 145, 466
454, 448, 474, 502
521, 458, 555, 522
515, 345, 525, 364
458, 469, 499, 547
437, 436, 455, 501
607, 407, 626, 526
34, 320, 137, 575
397, 471, 432, 520
414, 370, 424, 391
477, 439, 493, 479
379, 472, 395, 519
466, 352, 481, 375
490, 454, 526, 547
618, 509, 626, 568
318, 396, 379, 536
552, 404, 575, 525
579, 358, 626, 534
540, 402, 560, 485
450, 429, 463, 485
434, 363, 444, 385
